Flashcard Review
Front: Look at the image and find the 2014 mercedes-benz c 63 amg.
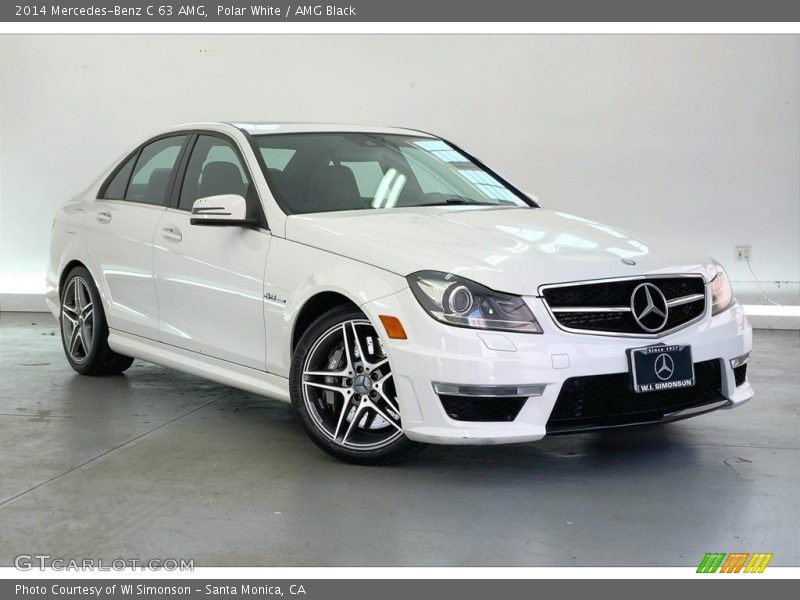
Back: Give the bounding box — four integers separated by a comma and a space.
47, 122, 753, 463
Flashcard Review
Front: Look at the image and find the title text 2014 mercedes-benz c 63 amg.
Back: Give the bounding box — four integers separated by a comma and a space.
47, 122, 753, 463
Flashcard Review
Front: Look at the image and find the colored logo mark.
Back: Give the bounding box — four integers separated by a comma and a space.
697, 552, 773, 573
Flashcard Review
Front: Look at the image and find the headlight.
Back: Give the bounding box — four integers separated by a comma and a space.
407, 270, 542, 333
710, 261, 734, 315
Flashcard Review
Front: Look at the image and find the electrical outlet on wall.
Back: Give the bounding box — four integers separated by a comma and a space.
735, 245, 752, 262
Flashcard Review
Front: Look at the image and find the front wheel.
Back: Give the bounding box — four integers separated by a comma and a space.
290, 306, 421, 465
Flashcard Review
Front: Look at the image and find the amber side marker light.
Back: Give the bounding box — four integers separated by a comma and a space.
379, 315, 408, 340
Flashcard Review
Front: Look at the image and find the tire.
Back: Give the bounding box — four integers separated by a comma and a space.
290, 305, 422, 465
59, 266, 134, 376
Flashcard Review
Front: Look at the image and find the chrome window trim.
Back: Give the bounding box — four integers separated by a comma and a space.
538, 273, 708, 339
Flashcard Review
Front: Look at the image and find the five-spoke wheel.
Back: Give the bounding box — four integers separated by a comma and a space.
290, 306, 420, 464
59, 266, 134, 375
61, 276, 95, 364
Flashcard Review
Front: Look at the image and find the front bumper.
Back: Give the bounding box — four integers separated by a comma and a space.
362, 288, 753, 445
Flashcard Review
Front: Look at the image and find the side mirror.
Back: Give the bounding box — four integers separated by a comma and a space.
190, 194, 257, 227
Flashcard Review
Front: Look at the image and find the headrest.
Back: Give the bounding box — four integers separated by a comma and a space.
199, 161, 245, 198
308, 165, 360, 211
145, 168, 172, 203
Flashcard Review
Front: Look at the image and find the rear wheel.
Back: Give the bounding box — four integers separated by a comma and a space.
290, 306, 421, 465
60, 266, 134, 375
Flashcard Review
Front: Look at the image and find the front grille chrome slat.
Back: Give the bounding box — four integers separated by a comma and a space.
666, 293, 705, 308
540, 275, 707, 337
551, 292, 705, 314
551, 305, 631, 314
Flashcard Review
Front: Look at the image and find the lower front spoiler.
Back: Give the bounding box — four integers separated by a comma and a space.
403, 381, 754, 445
545, 398, 732, 436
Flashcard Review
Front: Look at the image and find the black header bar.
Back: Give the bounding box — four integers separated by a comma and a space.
4, 0, 800, 22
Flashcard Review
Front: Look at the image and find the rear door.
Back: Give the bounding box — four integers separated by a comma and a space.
85, 134, 188, 338
154, 133, 270, 370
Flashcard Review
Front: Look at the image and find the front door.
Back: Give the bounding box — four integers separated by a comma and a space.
154, 133, 270, 370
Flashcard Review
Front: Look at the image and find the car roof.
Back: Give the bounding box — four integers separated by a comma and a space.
163, 121, 436, 138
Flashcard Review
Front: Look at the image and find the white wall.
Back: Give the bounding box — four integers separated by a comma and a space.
1, 35, 798, 303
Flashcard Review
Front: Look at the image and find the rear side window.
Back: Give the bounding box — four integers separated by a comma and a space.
124, 136, 187, 205
101, 154, 136, 200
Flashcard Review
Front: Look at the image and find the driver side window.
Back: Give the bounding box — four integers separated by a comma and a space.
125, 136, 187, 205
178, 135, 253, 214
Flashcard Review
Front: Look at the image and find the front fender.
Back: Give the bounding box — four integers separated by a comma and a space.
264, 238, 407, 377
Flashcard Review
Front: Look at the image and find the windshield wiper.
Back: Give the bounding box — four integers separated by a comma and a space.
409, 198, 498, 207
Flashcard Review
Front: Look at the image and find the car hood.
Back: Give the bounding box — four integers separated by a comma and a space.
285, 207, 715, 296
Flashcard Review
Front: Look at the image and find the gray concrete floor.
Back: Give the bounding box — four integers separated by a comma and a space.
0, 312, 797, 567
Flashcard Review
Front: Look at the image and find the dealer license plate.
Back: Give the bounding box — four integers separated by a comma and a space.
628, 344, 695, 394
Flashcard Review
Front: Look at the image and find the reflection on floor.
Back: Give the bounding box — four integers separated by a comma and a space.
0, 312, 797, 566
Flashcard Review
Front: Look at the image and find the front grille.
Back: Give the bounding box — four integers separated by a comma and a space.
542, 276, 706, 336
546, 359, 725, 432
734, 364, 748, 387
439, 395, 527, 422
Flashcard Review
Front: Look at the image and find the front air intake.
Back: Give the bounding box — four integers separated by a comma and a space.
438, 395, 528, 422
546, 359, 725, 432
433, 383, 543, 423
733, 363, 748, 387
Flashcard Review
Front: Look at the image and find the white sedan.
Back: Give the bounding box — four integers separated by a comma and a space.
46, 122, 754, 463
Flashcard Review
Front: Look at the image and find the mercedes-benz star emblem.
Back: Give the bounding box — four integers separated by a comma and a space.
654, 353, 675, 381
630, 282, 669, 332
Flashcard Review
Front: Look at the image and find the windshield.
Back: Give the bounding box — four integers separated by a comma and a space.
251, 133, 535, 215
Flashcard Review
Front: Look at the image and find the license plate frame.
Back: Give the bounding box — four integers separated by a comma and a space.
627, 344, 695, 394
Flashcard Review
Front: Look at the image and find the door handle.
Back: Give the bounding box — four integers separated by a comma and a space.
96, 210, 112, 224
160, 225, 182, 242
